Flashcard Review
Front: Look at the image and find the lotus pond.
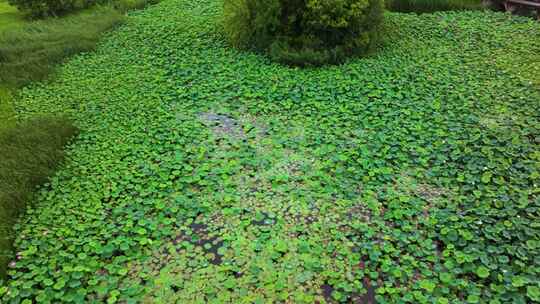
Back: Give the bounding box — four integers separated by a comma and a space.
1, 0, 539, 303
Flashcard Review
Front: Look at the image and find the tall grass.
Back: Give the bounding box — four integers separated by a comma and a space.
387, 0, 483, 13
109, 0, 160, 13
0, 0, 24, 31
0, 0, 160, 281
0, 112, 78, 280
0, 5, 124, 87
7, 0, 159, 17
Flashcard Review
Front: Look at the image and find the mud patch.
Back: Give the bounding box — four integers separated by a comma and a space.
394, 171, 450, 204
199, 112, 245, 139
354, 260, 377, 304
347, 204, 372, 222
414, 183, 447, 203
287, 205, 320, 227
238, 113, 269, 139
197, 236, 224, 265
320, 283, 335, 303
173, 221, 225, 265
319, 273, 377, 304
250, 211, 277, 226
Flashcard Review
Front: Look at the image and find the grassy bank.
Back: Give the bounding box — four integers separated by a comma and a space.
0, 6, 124, 88
0, 1, 24, 31
0, 0, 158, 281
0, 116, 78, 282
0, 87, 77, 280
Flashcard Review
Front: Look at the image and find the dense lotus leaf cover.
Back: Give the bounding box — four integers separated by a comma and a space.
1, 0, 539, 302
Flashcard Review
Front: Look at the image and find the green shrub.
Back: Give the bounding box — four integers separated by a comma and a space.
0, 6, 124, 88
8, 0, 88, 17
111, 0, 160, 13
223, 0, 384, 66
0, 88, 15, 127
0, 114, 78, 280
7, 0, 158, 17
386, 0, 482, 13
0, 1, 25, 31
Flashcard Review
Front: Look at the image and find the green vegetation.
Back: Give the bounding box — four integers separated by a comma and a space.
1, 0, 539, 303
223, 0, 383, 66
110, 0, 159, 13
0, 87, 78, 282
0, 0, 160, 88
8, 0, 158, 17
0, 0, 157, 282
8, 0, 93, 17
387, 0, 482, 13
0, 6, 123, 280
0, 6, 124, 88
0, 1, 24, 31
0, 116, 78, 282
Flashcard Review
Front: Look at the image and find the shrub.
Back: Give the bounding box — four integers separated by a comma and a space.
111, 0, 160, 13
223, 0, 384, 66
0, 6, 124, 87
8, 0, 89, 17
0, 1, 25, 32
7, 0, 158, 17
0, 114, 78, 280
386, 0, 482, 13
0, 88, 15, 127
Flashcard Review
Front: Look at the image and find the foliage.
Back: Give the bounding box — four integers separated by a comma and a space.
8, 0, 72, 17
0, 0, 156, 282
0, 88, 15, 127
7, 0, 158, 17
0, 114, 78, 280
386, 0, 482, 13
6, 0, 105, 17
110, 0, 159, 13
223, 0, 384, 66
222, 0, 281, 51
0, 6, 124, 88
0, 0, 539, 303
0, 1, 24, 31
